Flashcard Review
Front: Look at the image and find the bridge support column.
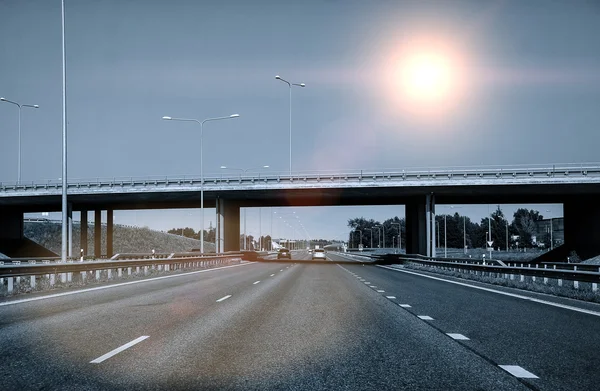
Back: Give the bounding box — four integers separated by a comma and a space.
564, 196, 600, 260
80, 210, 88, 256
0, 210, 23, 240
68, 203, 73, 257
216, 199, 240, 252
94, 210, 102, 258
107, 209, 114, 258
405, 195, 436, 257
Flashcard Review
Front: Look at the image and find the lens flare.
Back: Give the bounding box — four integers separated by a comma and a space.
380, 34, 470, 121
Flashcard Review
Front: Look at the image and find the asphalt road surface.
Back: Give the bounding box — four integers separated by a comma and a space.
1, 251, 599, 390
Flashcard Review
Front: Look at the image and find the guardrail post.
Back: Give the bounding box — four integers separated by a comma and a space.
81, 272, 86, 282
118, 268, 122, 277
144, 266, 148, 275
520, 275, 524, 282
30, 275, 36, 289
7, 277, 13, 293
96, 270, 100, 280
136, 266, 140, 274
60, 273, 66, 283
107, 269, 112, 279
50, 274, 55, 286
16, 276, 21, 285
67, 272, 72, 282
593, 283, 598, 292
573, 280, 579, 289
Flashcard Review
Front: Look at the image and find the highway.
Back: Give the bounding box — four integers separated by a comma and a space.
1, 251, 599, 390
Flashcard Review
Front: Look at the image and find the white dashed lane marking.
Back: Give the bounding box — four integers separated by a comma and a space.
270, 274, 275, 277
498, 365, 539, 379
399, 304, 411, 308
418, 315, 434, 320
216, 295, 232, 302
253, 281, 260, 285
447, 333, 470, 340
90, 336, 149, 364
386, 296, 396, 299
377, 290, 385, 293
370, 286, 377, 288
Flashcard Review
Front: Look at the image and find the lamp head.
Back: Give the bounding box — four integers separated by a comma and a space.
162, 116, 172, 120
230, 114, 240, 118
275, 75, 281, 80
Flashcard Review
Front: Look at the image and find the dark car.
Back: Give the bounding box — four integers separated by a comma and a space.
277, 248, 291, 259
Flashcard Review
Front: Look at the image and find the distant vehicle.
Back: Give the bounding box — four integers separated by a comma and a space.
277, 248, 291, 259
312, 248, 326, 260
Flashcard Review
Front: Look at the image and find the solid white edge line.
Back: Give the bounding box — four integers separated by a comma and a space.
216, 295, 232, 302
90, 335, 149, 364
0, 262, 256, 307
498, 365, 539, 379
253, 281, 260, 285
377, 265, 600, 318
447, 333, 470, 340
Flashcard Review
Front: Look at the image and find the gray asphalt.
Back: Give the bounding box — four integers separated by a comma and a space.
1, 250, 593, 390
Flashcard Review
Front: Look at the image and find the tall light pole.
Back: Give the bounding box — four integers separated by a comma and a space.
355, 229, 362, 248
220, 165, 269, 250
375, 225, 385, 248
0, 98, 39, 184
546, 209, 554, 250
162, 114, 240, 254
275, 75, 305, 175
61, 0, 68, 263
390, 222, 401, 251
367, 228, 374, 249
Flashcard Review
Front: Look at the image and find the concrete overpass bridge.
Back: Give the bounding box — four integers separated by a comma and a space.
1, 163, 600, 259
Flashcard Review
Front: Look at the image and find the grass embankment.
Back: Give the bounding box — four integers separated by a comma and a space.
24, 221, 216, 255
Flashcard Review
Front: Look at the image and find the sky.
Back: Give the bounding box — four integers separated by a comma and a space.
2, 0, 599, 240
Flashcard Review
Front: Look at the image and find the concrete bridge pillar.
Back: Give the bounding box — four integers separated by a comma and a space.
216, 198, 240, 252
80, 210, 88, 256
94, 210, 102, 258
107, 209, 114, 258
405, 194, 436, 257
564, 196, 600, 260
0, 210, 24, 240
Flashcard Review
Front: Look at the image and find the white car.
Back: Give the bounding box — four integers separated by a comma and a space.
312, 248, 326, 260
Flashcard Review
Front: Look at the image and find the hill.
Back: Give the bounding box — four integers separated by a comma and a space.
23, 221, 216, 256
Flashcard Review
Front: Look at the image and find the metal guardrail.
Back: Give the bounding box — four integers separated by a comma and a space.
2, 162, 600, 193
0, 253, 245, 278
372, 253, 600, 284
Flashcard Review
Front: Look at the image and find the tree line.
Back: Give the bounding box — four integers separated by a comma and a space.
347, 207, 551, 249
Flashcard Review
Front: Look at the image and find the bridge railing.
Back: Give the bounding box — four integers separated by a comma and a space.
2, 162, 600, 191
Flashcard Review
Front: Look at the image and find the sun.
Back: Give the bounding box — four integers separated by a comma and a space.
382, 35, 469, 120
400, 52, 453, 102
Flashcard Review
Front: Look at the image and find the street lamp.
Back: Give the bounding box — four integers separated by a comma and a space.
162, 113, 240, 253
221, 165, 270, 250
275, 75, 305, 175
355, 229, 362, 249
375, 225, 385, 248
546, 209, 554, 250
367, 228, 375, 249
1, 97, 39, 184
390, 222, 401, 252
